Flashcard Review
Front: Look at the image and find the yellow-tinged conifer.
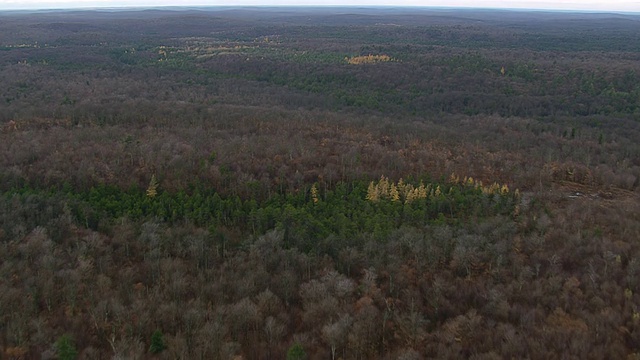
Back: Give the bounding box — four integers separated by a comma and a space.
400, 181, 414, 202
346, 54, 392, 64
408, 184, 416, 199
366, 181, 379, 202
390, 183, 400, 202
484, 182, 499, 195
405, 188, 416, 204
397, 178, 406, 197
379, 176, 390, 198
146, 174, 159, 198
311, 184, 319, 203
417, 182, 428, 199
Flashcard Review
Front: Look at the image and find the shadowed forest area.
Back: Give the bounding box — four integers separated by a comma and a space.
1, 7, 640, 359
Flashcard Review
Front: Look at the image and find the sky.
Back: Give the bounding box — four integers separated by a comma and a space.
0, 0, 638, 12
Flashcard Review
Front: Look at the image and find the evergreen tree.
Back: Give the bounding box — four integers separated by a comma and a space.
311, 184, 319, 204
286, 342, 307, 360
55, 335, 78, 360
149, 329, 167, 354
146, 174, 159, 198
390, 183, 400, 202
366, 181, 379, 202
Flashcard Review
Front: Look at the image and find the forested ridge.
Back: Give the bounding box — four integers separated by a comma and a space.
1, 7, 640, 359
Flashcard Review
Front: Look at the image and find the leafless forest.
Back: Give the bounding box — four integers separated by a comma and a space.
1, 7, 640, 359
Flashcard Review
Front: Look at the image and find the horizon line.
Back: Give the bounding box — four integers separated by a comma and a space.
1, 5, 639, 15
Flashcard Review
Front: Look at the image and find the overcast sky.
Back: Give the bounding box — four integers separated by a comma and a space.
1, 0, 638, 12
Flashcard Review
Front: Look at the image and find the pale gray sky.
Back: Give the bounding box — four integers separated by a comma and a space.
0, 0, 638, 12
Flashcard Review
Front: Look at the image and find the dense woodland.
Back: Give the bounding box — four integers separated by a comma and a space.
1, 7, 640, 359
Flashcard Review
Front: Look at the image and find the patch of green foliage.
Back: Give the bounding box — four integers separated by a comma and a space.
3, 178, 517, 253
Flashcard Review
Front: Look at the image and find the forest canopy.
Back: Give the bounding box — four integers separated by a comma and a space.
1, 7, 640, 359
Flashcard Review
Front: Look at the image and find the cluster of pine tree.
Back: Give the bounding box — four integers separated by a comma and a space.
366, 176, 431, 203
449, 173, 517, 197
345, 54, 393, 64
366, 175, 518, 205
